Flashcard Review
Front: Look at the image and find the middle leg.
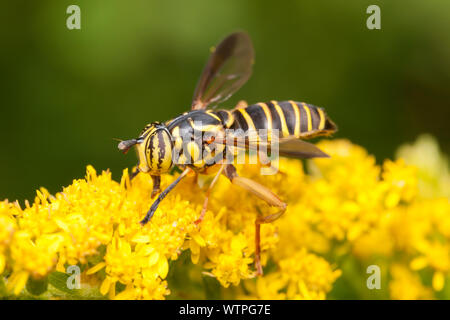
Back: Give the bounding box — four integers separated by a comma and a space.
194, 163, 226, 225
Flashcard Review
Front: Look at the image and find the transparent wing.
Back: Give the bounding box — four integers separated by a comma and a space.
276, 138, 330, 158
191, 32, 254, 110
214, 133, 329, 159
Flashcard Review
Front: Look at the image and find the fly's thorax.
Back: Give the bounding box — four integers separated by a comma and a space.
136, 123, 174, 174
168, 112, 227, 169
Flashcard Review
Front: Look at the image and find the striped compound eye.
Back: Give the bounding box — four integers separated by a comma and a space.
136, 125, 174, 174
146, 128, 173, 174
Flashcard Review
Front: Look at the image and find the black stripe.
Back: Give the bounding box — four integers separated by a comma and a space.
147, 135, 154, 166
298, 102, 308, 133
308, 104, 321, 130
266, 102, 282, 132
245, 104, 268, 131
231, 109, 249, 132
195, 112, 222, 127
157, 131, 165, 169
279, 101, 296, 136
215, 110, 230, 127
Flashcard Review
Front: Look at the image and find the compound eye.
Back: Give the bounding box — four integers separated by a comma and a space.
147, 130, 173, 173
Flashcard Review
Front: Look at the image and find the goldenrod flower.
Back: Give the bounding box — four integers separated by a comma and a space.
396, 134, 450, 198
0, 137, 448, 299
389, 264, 433, 300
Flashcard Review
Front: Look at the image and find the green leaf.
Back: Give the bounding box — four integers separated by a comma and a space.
26, 276, 48, 296
48, 271, 81, 295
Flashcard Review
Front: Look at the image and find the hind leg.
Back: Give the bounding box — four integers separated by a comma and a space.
223, 164, 286, 275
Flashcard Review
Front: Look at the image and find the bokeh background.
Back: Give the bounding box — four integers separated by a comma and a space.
1, 0, 449, 201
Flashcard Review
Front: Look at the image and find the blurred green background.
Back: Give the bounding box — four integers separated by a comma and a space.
1, 0, 449, 201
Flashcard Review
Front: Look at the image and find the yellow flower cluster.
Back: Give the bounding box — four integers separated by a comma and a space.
0, 136, 448, 299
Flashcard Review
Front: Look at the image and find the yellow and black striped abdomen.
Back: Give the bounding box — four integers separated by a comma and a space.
224, 100, 336, 139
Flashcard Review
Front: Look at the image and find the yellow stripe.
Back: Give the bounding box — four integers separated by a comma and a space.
171, 126, 182, 150
239, 108, 259, 143
317, 108, 326, 130
289, 100, 300, 137
151, 136, 160, 170
178, 154, 187, 165
224, 110, 234, 128
144, 126, 157, 167
161, 133, 173, 171
258, 103, 272, 133
142, 126, 156, 139
302, 103, 312, 132
272, 100, 289, 137
188, 118, 218, 132
238, 108, 256, 131
186, 141, 200, 163
206, 110, 222, 122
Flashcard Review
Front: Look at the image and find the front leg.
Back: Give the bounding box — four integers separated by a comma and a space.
129, 171, 161, 199
129, 168, 140, 183
140, 168, 191, 225
151, 175, 161, 198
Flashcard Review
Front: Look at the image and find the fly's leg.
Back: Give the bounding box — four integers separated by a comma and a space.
140, 168, 191, 226
129, 170, 161, 198
192, 171, 199, 187
194, 163, 226, 225
254, 207, 286, 275
150, 175, 161, 198
125, 168, 140, 190
130, 168, 140, 182
223, 164, 287, 276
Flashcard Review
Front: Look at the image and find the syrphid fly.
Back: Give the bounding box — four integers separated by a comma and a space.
118, 32, 337, 275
